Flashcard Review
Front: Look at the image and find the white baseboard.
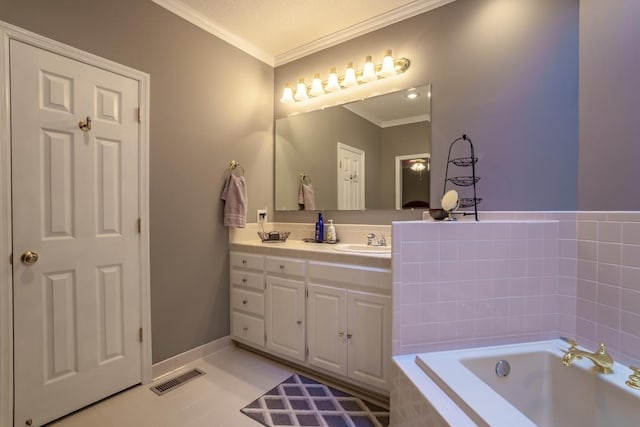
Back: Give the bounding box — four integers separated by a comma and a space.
152, 335, 232, 380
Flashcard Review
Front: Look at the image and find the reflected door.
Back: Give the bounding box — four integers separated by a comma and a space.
11, 40, 142, 426
337, 143, 365, 210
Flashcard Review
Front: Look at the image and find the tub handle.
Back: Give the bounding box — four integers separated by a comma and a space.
626, 366, 640, 390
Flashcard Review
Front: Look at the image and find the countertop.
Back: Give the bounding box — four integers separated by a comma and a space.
230, 239, 391, 269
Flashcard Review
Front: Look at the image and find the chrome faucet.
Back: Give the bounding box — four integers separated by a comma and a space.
366, 233, 387, 246
561, 339, 614, 374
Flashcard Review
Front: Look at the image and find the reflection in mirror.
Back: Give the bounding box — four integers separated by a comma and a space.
395, 153, 430, 209
275, 84, 431, 211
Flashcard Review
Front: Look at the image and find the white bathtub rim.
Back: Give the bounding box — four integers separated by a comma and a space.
392, 355, 477, 427
415, 339, 639, 427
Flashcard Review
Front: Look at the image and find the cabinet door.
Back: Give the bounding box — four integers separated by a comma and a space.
265, 277, 306, 361
307, 284, 348, 376
347, 291, 391, 390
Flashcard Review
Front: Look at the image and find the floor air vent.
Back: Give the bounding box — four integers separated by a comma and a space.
150, 368, 205, 396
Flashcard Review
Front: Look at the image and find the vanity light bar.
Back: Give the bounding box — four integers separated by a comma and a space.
280, 49, 411, 104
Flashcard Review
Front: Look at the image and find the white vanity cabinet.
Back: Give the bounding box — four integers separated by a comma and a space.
265, 277, 305, 361
264, 255, 306, 362
230, 252, 265, 348
229, 248, 391, 393
307, 262, 392, 391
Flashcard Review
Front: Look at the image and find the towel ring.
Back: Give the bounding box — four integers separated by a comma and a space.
229, 160, 244, 177
300, 172, 311, 184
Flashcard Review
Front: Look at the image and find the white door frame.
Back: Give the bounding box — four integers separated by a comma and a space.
395, 152, 430, 210
0, 21, 152, 427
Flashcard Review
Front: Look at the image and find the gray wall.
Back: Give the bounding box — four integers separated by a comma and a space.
275, 0, 579, 218
0, 0, 274, 362
578, 0, 640, 210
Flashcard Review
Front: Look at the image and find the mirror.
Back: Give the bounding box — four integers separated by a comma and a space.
275, 84, 431, 211
395, 153, 430, 209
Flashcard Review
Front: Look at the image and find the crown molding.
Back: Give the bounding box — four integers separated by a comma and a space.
152, 0, 456, 68
274, 0, 456, 66
151, 0, 275, 66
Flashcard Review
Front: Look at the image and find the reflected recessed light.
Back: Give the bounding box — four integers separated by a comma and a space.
405, 91, 420, 100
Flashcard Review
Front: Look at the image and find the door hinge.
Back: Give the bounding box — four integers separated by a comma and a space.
9, 252, 13, 265
305, 347, 309, 357
264, 333, 267, 343
137, 108, 142, 123
305, 289, 308, 298
137, 218, 142, 234
139, 327, 143, 342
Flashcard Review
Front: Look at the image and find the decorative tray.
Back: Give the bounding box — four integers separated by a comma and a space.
449, 157, 478, 167
458, 197, 483, 208
447, 176, 481, 187
257, 231, 291, 242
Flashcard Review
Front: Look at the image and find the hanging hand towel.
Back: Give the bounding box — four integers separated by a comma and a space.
297, 182, 316, 210
221, 174, 247, 227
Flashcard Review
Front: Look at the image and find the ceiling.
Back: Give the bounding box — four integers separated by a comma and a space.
152, 0, 455, 66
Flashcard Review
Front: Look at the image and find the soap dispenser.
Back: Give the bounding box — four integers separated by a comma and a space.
315, 213, 324, 242
326, 219, 336, 243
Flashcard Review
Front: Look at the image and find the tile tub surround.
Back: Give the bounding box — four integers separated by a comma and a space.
392, 214, 578, 355
575, 212, 640, 365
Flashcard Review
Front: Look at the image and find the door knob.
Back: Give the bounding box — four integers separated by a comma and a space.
21, 251, 39, 265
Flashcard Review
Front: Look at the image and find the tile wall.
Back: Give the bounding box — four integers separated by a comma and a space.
576, 212, 640, 365
392, 212, 578, 355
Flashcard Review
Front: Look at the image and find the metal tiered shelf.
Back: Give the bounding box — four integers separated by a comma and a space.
443, 134, 480, 221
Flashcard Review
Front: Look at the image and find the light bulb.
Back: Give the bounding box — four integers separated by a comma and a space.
280, 84, 295, 104
342, 62, 358, 88
378, 49, 396, 78
360, 55, 377, 82
294, 78, 308, 101
325, 67, 341, 92
309, 73, 324, 97
410, 162, 426, 172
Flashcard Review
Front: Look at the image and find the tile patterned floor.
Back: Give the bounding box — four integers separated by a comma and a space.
241, 374, 389, 427
47, 345, 389, 427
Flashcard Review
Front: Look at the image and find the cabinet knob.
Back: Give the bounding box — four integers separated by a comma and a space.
242, 277, 247, 283
297, 320, 302, 325
242, 259, 247, 265
338, 332, 344, 337
279, 264, 285, 270
243, 326, 248, 332
347, 333, 353, 339
242, 299, 248, 305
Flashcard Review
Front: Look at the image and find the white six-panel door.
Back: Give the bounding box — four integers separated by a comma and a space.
11, 39, 142, 426
337, 142, 365, 210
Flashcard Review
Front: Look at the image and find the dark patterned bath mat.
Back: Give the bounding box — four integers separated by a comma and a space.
240, 374, 389, 427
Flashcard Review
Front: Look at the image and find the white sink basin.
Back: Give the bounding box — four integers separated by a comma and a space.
333, 243, 392, 254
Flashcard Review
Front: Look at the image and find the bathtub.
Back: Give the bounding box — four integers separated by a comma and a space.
414, 339, 640, 427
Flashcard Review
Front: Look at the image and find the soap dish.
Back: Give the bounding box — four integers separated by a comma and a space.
258, 231, 290, 242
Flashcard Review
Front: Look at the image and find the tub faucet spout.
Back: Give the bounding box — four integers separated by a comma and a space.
562, 339, 613, 374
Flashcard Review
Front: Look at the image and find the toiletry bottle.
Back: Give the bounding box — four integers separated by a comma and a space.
315, 213, 324, 242
326, 219, 336, 243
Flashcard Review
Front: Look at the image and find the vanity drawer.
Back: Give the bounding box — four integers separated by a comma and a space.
232, 311, 264, 347
265, 256, 306, 277
231, 287, 264, 316
231, 269, 264, 290
231, 252, 264, 271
